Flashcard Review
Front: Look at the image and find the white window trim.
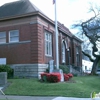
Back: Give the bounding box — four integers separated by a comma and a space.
0, 32, 6, 44
9, 30, 19, 43
45, 31, 52, 57
62, 42, 65, 63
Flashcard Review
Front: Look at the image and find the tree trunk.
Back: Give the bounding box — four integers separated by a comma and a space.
91, 57, 100, 75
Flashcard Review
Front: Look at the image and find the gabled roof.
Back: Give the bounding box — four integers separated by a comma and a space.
0, 0, 43, 19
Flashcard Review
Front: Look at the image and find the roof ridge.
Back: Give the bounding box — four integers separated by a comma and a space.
28, 0, 38, 11
29, 0, 44, 14
23, 0, 35, 10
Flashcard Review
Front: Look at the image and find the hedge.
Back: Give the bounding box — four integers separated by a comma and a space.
0, 65, 13, 78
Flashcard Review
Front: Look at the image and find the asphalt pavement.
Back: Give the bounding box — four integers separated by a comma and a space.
0, 95, 95, 100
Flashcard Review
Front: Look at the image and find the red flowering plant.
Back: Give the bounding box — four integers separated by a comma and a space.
67, 73, 73, 78
63, 74, 69, 81
49, 73, 61, 83
41, 73, 50, 82
41, 73, 61, 83
63, 73, 73, 81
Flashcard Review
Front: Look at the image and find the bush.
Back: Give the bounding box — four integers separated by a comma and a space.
67, 73, 73, 78
41, 73, 49, 82
59, 65, 69, 74
49, 73, 61, 82
63, 73, 73, 81
0, 65, 13, 78
63, 74, 69, 81
41, 73, 61, 83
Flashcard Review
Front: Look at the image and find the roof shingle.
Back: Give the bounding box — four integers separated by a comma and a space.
0, 0, 42, 19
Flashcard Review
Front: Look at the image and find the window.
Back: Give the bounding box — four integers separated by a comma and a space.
69, 47, 71, 57
0, 32, 6, 44
62, 42, 65, 63
45, 31, 52, 56
76, 47, 79, 66
9, 30, 19, 43
85, 66, 87, 71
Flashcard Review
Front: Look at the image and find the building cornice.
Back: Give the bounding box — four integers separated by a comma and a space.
0, 11, 82, 42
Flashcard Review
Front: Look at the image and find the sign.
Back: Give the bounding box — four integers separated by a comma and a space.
49, 60, 54, 73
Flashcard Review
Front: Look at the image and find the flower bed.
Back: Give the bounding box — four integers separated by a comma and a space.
41, 73, 73, 83
41, 73, 61, 83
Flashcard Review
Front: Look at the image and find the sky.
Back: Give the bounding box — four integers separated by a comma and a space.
0, 0, 100, 33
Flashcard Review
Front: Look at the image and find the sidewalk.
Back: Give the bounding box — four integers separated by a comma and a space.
0, 95, 93, 100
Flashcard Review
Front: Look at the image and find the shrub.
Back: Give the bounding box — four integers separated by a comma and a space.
63, 73, 69, 81
41, 73, 50, 82
67, 73, 73, 78
63, 73, 73, 81
49, 73, 61, 83
41, 73, 61, 83
59, 65, 69, 74
0, 65, 13, 78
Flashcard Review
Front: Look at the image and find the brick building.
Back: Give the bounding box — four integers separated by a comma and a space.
0, 0, 82, 78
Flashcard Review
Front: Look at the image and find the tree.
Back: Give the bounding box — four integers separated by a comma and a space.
72, 4, 100, 75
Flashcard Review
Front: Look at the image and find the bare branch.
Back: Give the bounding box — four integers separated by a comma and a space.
82, 51, 94, 62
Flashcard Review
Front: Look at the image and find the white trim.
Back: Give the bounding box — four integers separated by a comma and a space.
62, 39, 68, 49
62, 41, 65, 63
0, 40, 31, 45
45, 31, 52, 57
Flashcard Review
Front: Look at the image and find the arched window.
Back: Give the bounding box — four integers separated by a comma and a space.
76, 47, 79, 66
62, 42, 65, 63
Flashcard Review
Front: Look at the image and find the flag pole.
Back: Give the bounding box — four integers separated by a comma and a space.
54, 0, 59, 69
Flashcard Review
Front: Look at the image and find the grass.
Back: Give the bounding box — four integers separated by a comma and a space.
0, 99, 14, 100
0, 99, 8, 100
4, 76, 100, 98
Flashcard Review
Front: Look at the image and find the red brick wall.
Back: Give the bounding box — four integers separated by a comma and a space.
30, 24, 43, 63
72, 39, 82, 67
0, 18, 82, 67
58, 33, 74, 66
0, 43, 31, 64
0, 24, 32, 64
0, 21, 56, 65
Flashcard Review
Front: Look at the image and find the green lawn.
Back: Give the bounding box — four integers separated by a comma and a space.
4, 76, 100, 98
0, 99, 14, 100
0, 99, 11, 100
0, 99, 7, 100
